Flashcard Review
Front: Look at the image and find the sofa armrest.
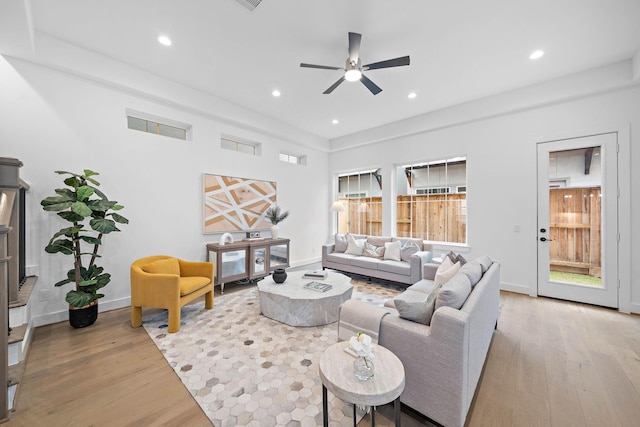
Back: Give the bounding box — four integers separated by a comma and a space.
322, 243, 335, 265
423, 263, 440, 281
409, 250, 433, 282
178, 259, 214, 281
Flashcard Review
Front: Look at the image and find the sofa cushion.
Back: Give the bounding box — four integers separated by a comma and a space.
434, 257, 461, 286
179, 276, 211, 296
142, 257, 180, 275
383, 241, 401, 261
392, 237, 424, 251
377, 260, 410, 275
394, 287, 440, 325
367, 236, 392, 247
400, 240, 421, 262
435, 272, 472, 310
472, 256, 493, 273
363, 242, 385, 259
458, 262, 483, 287
345, 234, 366, 255
350, 256, 382, 269
334, 233, 349, 253
408, 279, 437, 295
326, 253, 358, 266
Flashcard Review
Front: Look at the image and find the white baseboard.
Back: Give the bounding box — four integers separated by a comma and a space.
500, 281, 531, 295
290, 256, 322, 268
630, 302, 640, 315
32, 296, 132, 328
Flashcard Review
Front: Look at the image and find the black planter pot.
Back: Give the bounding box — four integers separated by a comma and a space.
272, 268, 287, 284
69, 301, 98, 328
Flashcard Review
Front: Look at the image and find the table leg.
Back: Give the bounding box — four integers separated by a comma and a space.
323, 385, 328, 427
394, 397, 401, 426
353, 404, 356, 426
371, 406, 375, 426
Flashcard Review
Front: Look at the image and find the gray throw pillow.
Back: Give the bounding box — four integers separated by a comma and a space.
334, 233, 348, 253
472, 256, 493, 273
458, 262, 482, 287
435, 272, 472, 311
446, 250, 467, 265
394, 287, 440, 325
400, 241, 421, 262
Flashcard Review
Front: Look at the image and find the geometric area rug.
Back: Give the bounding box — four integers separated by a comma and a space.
142, 280, 402, 426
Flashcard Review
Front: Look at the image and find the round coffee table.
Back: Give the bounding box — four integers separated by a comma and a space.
257, 270, 353, 326
319, 341, 405, 426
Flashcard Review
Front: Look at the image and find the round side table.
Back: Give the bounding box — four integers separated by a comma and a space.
319, 341, 405, 426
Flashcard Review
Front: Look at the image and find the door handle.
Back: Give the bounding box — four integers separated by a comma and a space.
539, 237, 553, 242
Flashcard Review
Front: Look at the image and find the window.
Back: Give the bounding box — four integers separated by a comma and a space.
336, 169, 382, 235
279, 152, 306, 165
396, 157, 467, 243
221, 136, 261, 156
126, 110, 190, 140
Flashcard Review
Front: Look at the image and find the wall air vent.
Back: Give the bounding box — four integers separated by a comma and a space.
235, 0, 262, 11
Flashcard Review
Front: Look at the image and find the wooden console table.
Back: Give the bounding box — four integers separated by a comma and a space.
206, 238, 290, 293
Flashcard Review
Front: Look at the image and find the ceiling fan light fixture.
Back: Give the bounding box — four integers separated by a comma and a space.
345, 69, 362, 82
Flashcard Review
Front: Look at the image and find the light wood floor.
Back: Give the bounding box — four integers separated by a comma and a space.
6, 287, 640, 426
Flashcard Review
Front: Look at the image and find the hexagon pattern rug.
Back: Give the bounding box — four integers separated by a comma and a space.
143, 279, 403, 426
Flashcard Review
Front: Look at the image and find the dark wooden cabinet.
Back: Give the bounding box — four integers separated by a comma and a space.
206, 238, 290, 293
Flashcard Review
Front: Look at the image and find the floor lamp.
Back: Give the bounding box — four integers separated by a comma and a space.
330, 201, 345, 236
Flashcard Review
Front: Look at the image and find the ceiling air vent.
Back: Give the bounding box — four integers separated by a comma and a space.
235, 0, 262, 11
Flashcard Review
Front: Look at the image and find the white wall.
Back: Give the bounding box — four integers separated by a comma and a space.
0, 55, 330, 326
329, 84, 639, 313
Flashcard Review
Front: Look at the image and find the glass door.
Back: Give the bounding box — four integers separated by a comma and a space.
537, 133, 618, 308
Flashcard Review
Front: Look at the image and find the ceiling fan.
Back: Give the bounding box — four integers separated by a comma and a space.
300, 32, 410, 95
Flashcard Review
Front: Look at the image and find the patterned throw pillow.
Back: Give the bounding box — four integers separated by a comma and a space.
394, 287, 441, 325
400, 241, 421, 262
363, 242, 385, 258
334, 233, 349, 253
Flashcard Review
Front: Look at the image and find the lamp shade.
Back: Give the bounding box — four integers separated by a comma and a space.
330, 201, 346, 212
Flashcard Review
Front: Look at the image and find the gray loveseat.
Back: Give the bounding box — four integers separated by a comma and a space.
322, 234, 433, 285
338, 257, 500, 427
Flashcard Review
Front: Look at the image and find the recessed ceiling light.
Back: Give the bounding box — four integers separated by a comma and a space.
272, 90, 281, 97
332, 119, 339, 125
158, 35, 172, 46
529, 50, 544, 60
408, 92, 417, 99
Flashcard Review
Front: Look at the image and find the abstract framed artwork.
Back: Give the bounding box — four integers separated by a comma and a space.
203, 174, 276, 234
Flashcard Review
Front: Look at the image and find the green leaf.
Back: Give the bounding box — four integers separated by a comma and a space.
93, 187, 107, 200
63, 176, 80, 188
45, 239, 74, 255
79, 235, 101, 245
54, 188, 76, 199
90, 218, 118, 233
76, 185, 94, 201
111, 213, 129, 224
112, 204, 124, 211
83, 169, 99, 178
58, 211, 85, 222
79, 279, 98, 287
71, 201, 92, 217
66, 291, 94, 307
41, 196, 73, 212
49, 227, 83, 241
86, 199, 117, 212
54, 278, 74, 287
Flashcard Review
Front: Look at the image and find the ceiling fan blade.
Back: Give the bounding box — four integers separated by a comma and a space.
348, 32, 362, 62
363, 55, 410, 70
300, 63, 342, 70
323, 76, 346, 94
361, 74, 382, 95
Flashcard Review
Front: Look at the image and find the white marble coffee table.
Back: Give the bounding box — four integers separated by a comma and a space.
257, 270, 353, 326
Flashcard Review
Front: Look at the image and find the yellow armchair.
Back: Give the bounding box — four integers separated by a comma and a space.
130, 255, 214, 333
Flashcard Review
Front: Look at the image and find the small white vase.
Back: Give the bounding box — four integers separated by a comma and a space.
271, 224, 278, 239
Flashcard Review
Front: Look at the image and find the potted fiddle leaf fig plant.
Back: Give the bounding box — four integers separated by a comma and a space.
265, 206, 289, 239
40, 169, 129, 328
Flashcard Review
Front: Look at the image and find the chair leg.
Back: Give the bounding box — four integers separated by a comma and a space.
168, 305, 181, 333
131, 306, 142, 328
205, 290, 214, 309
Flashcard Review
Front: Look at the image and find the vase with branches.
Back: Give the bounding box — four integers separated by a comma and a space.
265, 206, 289, 239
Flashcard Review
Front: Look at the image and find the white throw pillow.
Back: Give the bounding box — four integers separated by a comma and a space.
345, 234, 366, 255
434, 257, 461, 286
383, 240, 401, 261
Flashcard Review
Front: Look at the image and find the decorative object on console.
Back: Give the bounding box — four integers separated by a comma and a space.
246, 231, 261, 239
219, 232, 234, 245
203, 174, 276, 234
265, 205, 289, 239
302, 269, 328, 280
272, 268, 287, 284
40, 169, 129, 328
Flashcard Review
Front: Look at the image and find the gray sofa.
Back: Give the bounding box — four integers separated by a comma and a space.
338, 257, 500, 427
322, 234, 433, 285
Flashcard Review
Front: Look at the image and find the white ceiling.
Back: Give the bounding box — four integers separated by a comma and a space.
10, 0, 640, 141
